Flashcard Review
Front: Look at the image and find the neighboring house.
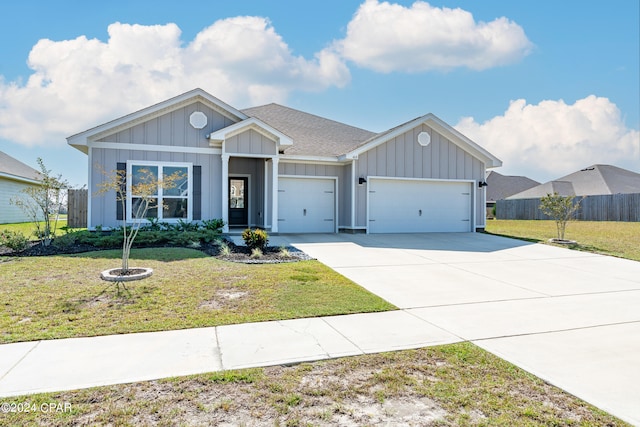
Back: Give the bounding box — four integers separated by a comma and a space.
67, 88, 501, 233
0, 151, 41, 224
507, 165, 640, 199
485, 170, 539, 217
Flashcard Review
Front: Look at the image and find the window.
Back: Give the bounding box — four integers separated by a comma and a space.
127, 162, 192, 222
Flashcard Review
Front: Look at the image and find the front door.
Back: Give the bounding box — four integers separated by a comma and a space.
229, 177, 248, 226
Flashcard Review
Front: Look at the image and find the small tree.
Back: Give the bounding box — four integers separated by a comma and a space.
96, 165, 184, 273
539, 192, 582, 241
10, 158, 69, 245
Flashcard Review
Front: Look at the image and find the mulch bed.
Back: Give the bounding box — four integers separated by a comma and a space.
0, 239, 312, 264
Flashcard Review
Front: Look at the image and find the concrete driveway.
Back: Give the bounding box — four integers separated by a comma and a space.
283, 232, 640, 426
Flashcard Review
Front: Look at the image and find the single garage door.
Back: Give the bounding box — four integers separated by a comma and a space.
368, 178, 472, 233
278, 177, 336, 233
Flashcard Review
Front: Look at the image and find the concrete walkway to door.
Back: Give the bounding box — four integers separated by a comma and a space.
282, 232, 640, 426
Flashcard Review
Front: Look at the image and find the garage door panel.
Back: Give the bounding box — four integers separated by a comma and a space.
278, 178, 335, 233
369, 179, 471, 233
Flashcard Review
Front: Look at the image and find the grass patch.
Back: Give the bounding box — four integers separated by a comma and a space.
2, 343, 629, 426
0, 217, 72, 240
485, 220, 640, 261
0, 247, 394, 343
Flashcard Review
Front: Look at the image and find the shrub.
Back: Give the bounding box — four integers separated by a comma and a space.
201, 219, 225, 232
278, 246, 292, 258
242, 228, 269, 251
0, 229, 30, 252
218, 242, 231, 256
175, 219, 199, 232
52, 232, 77, 249
250, 247, 263, 259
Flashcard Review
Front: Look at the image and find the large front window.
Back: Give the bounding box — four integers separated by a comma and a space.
127, 162, 191, 222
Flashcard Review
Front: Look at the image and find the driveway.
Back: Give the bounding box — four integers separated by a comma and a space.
283, 232, 640, 426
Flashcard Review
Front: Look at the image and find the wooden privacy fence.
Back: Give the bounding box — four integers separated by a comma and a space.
67, 189, 88, 228
496, 193, 640, 222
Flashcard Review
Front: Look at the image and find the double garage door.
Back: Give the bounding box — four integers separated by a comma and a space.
368, 178, 473, 233
278, 177, 336, 233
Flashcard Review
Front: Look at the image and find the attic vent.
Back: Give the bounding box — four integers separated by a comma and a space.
417, 131, 431, 147
580, 167, 595, 172
189, 111, 208, 129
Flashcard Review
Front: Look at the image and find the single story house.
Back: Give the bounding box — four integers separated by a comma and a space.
507, 165, 640, 199
485, 170, 539, 217
0, 151, 42, 224
67, 88, 501, 233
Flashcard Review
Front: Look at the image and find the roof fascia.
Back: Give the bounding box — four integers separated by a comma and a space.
343, 113, 502, 168
279, 154, 346, 165
208, 117, 293, 146
67, 89, 248, 152
0, 171, 41, 185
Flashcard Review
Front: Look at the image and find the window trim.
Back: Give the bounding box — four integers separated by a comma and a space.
126, 160, 193, 223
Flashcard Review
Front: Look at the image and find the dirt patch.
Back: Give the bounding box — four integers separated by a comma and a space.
199, 288, 249, 310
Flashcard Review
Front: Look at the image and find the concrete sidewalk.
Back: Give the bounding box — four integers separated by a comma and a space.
0, 310, 462, 398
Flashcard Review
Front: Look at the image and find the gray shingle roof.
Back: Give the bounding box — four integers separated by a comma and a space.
486, 171, 540, 202
241, 104, 377, 157
507, 165, 640, 199
0, 151, 41, 181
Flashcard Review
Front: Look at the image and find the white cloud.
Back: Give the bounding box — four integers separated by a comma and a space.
456, 96, 640, 181
0, 18, 350, 147
336, 0, 533, 72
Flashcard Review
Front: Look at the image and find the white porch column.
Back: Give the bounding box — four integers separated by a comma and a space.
271, 157, 279, 233
264, 159, 269, 228
221, 154, 230, 232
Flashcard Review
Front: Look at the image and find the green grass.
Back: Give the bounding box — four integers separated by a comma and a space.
485, 220, 640, 261
0, 247, 395, 343
0, 217, 72, 240
2, 343, 629, 426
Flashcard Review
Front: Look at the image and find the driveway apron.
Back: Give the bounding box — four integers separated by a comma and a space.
287, 232, 640, 426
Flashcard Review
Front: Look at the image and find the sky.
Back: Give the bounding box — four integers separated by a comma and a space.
0, 0, 638, 187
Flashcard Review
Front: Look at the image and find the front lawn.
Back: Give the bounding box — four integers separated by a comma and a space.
0, 248, 395, 344
2, 342, 629, 426
485, 220, 640, 261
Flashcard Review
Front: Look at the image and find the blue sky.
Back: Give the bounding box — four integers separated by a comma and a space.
0, 0, 638, 187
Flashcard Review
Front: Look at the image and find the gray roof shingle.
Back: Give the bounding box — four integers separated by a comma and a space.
486, 171, 540, 202
0, 151, 41, 181
507, 165, 640, 199
241, 103, 377, 157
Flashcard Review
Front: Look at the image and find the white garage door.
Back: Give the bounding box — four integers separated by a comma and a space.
368, 178, 472, 233
278, 177, 336, 233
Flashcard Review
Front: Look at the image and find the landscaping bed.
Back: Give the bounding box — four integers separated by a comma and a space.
0, 230, 310, 264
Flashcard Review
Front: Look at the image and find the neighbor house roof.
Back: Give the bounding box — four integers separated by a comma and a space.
241, 103, 377, 157
485, 171, 540, 202
507, 165, 640, 199
0, 151, 41, 183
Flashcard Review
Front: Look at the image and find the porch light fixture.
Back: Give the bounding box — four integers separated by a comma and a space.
478, 181, 488, 188
358, 177, 367, 185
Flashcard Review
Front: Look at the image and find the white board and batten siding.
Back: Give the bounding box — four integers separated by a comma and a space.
355, 124, 486, 232
277, 176, 337, 233
367, 177, 473, 233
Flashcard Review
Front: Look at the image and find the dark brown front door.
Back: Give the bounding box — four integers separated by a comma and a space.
229, 177, 248, 226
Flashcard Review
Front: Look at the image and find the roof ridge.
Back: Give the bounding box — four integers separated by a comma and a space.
592, 165, 612, 194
